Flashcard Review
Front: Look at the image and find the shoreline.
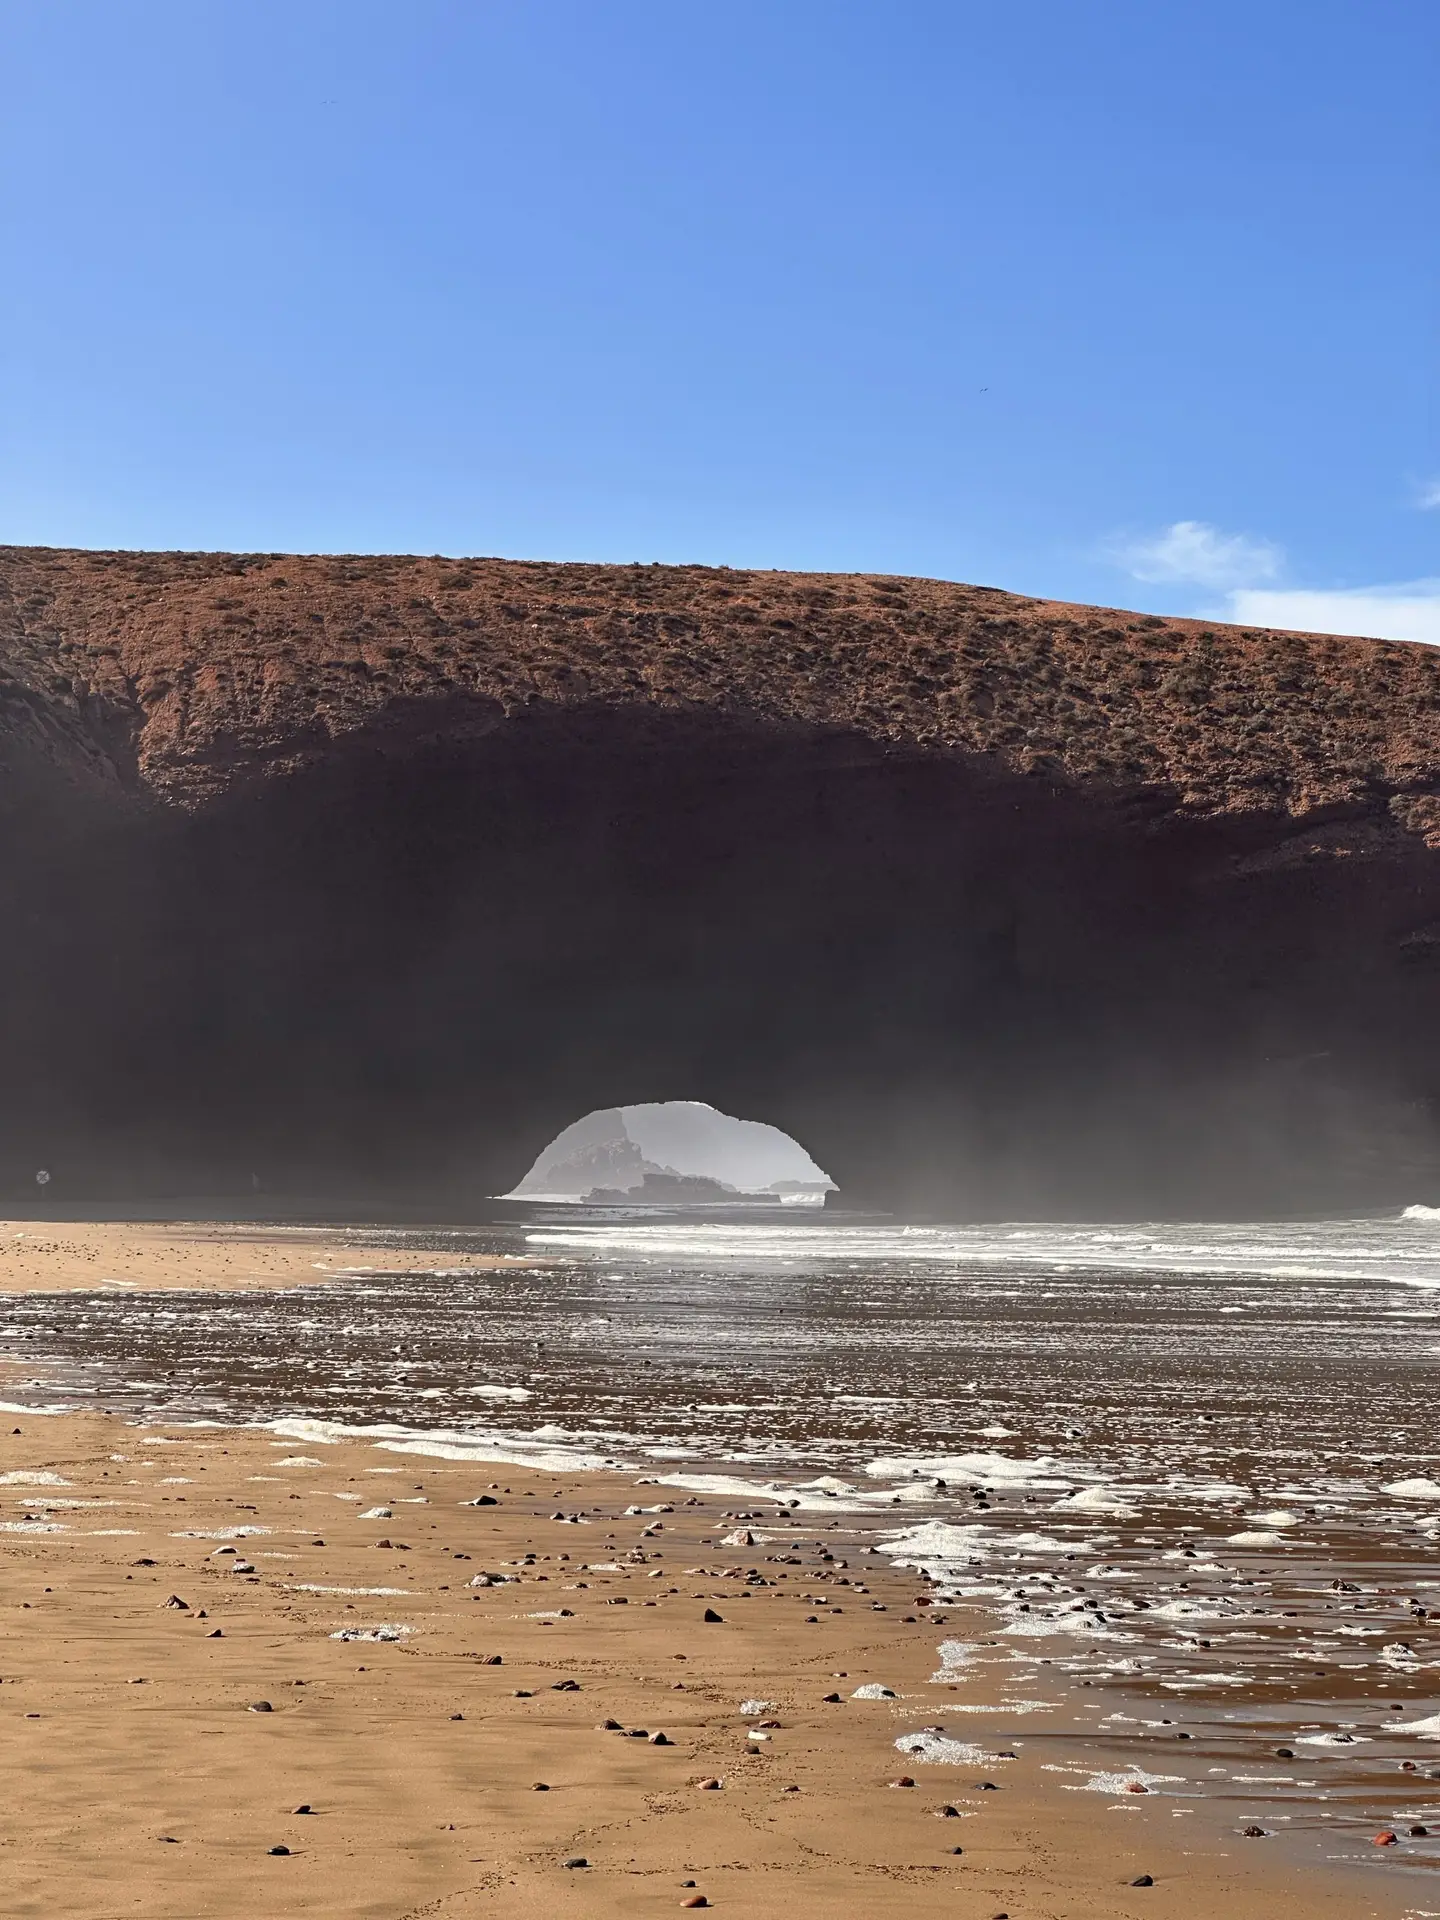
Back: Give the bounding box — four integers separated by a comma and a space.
1, 1402, 1401, 1918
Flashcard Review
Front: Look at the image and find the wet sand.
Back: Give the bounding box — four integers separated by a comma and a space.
4, 1216, 1437, 1914
1, 1409, 1398, 1919
0, 1220, 533, 1294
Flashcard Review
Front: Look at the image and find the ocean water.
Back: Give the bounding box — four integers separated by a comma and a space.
5, 1208, 1440, 1871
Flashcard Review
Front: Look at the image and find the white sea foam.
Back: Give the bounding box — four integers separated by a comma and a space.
941, 1699, 1062, 1713
1053, 1488, 1141, 1517
1384, 1711, 1440, 1736
1383, 1478, 1440, 1500
292, 1584, 414, 1595
877, 1521, 990, 1572
851, 1683, 897, 1699
267, 1416, 621, 1474
865, 1451, 1075, 1489
651, 1473, 789, 1501
895, 1730, 1011, 1766
1069, 1767, 1186, 1794
13, 1497, 117, 1508
170, 1526, 270, 1539
930, 1640, 977, 1680
0, 1470, 72, 1486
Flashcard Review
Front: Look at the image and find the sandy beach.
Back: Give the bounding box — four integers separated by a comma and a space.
0, 1220, 1429, 1917
0, 1221, 533, 1294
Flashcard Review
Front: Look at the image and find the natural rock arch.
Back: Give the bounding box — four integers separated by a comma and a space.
5, 545, 1440, 1218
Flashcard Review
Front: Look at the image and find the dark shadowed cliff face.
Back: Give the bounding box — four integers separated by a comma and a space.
6, 544, 1440, 1218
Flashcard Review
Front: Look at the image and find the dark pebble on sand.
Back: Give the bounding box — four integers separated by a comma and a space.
268, 1845, 290, 1856
248, 1701, 273, 1713
703, 1608, 724, 1623
1131, 1873, 1154, 1886
293, 1804, 312, 1814
564, 1856, 589, 1868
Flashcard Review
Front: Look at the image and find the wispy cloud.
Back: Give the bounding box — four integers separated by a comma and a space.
1417, 479, 1440, 511
1106, 515, 1440, 644
1219, 583, 1440, 647
1110, 519, 1283, 590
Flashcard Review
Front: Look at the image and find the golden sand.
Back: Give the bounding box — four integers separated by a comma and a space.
1, 1404, 1391, 1918
0, 1220, 532, 1294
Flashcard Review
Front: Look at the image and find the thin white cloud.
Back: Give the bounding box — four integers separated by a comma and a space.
1111, 519, 1283, 590
1219, 582, 1440, 647
1417, 479, 1440, 511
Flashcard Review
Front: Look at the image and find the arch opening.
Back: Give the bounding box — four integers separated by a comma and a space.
511, 1101, 835, 1206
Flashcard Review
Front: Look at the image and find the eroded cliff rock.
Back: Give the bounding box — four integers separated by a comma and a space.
4, 544, 1440, 1217
6, 543, 1440, 821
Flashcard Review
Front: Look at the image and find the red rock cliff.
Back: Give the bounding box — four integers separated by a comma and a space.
4, 545, 1440, 1218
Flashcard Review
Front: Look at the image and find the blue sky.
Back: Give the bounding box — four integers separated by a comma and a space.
2, 1, 1436, 637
